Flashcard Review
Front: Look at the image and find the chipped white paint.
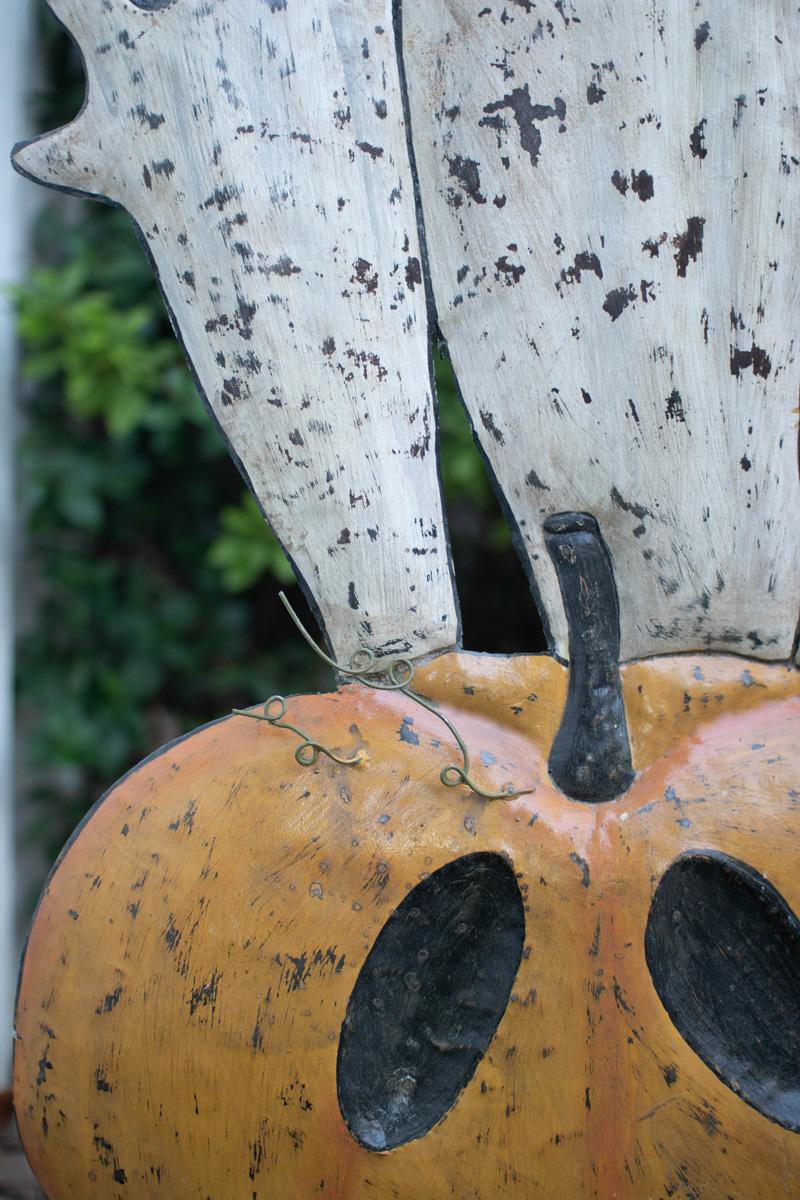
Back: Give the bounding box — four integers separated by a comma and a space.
14, 0, 458, 665
404, 0, 800, 663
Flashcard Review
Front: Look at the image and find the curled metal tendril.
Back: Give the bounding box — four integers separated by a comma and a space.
232, 696, 368, 769
233, 592, 531, 800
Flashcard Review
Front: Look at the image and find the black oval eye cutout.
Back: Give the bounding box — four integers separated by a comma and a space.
646, 850, 800, 1132
337, 852, 525, 1151
129, 0, 175, 10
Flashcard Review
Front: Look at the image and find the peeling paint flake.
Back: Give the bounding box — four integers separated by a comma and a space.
482, 84, 566, 168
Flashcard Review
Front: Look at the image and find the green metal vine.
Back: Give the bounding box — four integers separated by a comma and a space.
235, 593, 533, 800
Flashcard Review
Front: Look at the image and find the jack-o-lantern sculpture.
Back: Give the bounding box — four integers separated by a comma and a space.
11, 2, 800, 1198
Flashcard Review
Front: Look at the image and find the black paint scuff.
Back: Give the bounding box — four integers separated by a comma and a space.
673, 217, 705, 277
482, 85, 566, 168
731, 343, 771, 379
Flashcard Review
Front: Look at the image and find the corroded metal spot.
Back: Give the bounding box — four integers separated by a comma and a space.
337, 852, 525, 1150
646, 851, 800, 1132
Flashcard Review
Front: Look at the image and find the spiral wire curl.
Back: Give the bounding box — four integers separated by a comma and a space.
234, 593, 533, 800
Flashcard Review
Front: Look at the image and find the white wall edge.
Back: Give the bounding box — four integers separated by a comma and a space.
0, 0, 38, 1090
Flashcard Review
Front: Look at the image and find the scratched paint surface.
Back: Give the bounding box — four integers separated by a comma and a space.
404, 0, 800, 662
14, 653, 800, 1198
13, 0, 458, 665
13, 0, 800, 666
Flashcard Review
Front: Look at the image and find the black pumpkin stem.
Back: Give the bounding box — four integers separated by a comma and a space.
544, 512, 634, 803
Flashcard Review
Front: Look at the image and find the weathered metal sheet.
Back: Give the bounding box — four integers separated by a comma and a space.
404, 0, 800, 662
14, 0, 459, 664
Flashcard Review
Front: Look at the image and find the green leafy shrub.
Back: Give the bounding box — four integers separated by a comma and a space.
208, 495, 295, 592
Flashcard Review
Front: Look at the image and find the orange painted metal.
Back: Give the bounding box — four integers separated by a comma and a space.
13, 652, 800, 1198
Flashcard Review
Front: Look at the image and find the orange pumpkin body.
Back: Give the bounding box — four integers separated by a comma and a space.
14, 652, 800, 1199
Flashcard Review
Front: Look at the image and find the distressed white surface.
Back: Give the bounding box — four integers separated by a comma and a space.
14, 0, 458, 665
405, 0, 800, 662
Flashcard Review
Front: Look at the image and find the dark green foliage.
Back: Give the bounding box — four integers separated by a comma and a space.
16, 9, 542, 883
14, 219, 327, 869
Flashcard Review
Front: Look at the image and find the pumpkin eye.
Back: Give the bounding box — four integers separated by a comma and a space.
337, 851, 525, 1151
129, 1, 175, 10
645, 850, 800, 1131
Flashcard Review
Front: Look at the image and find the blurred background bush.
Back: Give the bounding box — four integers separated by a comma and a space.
14, 6, 545, 904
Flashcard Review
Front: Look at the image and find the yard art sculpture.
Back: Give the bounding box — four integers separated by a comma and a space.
11, 1, 800, 1197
